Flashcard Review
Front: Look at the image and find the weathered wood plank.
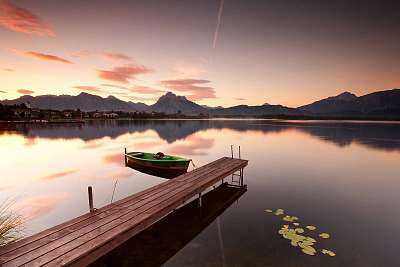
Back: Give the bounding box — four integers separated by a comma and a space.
0, 157, 248, 267
0, 158, 230, 261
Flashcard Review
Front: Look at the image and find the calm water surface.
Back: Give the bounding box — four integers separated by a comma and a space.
1, 120, 400, 266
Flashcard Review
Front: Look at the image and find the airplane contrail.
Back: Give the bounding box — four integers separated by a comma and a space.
213, 0, 225, 49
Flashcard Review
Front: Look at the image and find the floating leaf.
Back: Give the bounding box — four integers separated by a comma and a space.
306, 225, 317, 231
282, 215, 299, 222
293, 222, 300, 226
319, 233, 330, 239
301, 246, 316, 256
274, 209, 284, 215
295, 228, 304, 234
265, 209, 273, 213
322, 249, 336, 256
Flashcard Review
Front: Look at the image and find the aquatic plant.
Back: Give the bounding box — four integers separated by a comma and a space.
265, 208, 335, 257
0, 200, 24, 246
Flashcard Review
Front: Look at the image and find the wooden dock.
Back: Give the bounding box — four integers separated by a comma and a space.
0, 157, 248, 267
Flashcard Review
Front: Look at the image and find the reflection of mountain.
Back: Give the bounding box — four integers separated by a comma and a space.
2, 120, 400, 152
92, 183, 246, 266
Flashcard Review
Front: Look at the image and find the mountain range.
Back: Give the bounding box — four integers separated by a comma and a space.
1, 89, 400, 118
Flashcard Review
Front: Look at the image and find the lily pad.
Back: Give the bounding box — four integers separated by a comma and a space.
274, 209, 284, 215
306, 225, 317, 231
295, 228, 305, 234
319, 233, 330, 239
265, 209, 273, 213
322, 249, 336, 256
301, 246, 316, 256
293, 222, 300, 226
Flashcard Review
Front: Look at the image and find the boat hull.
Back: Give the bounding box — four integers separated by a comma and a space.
126, 153, 190, 179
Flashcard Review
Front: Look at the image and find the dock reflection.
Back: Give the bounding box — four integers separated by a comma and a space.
91, 183, 247, 267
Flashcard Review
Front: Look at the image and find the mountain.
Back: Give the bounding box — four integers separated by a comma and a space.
0, 92, 148, 112
150, 92, 207, 114
209, 104, 301, 116
299, 91, 357, 114
1, 89, 400, 118
299, 89, 400, 117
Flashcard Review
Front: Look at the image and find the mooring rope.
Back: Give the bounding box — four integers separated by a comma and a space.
190, 159, 196, 170
110, 178, 118, 204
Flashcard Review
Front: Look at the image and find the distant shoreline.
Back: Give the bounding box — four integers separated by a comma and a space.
1, 116, 400, 124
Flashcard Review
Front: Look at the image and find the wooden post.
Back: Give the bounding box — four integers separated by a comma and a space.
231, 145, 234, 158
239, 146, 241, 159
124, 148, 127, 166
88, 186, 94, 212
198, 192, 202, 208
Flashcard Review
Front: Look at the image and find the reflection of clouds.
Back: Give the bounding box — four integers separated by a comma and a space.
103, 153, 124, 166
38, 169, 78, 180
81, 139, 107, 149
13, 193, 68, 221
24, 137, 36, 146
106, 168, 133, 179
167, 135, 214, 156
134, 141, 164, 150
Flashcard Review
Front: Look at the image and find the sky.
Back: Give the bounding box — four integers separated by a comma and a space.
0, 0, 399, 108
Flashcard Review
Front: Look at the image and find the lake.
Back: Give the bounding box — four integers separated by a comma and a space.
1, 119, 400, 266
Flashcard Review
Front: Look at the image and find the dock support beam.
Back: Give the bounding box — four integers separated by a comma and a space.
88, 186, 94, 212
198, 192, 202, 208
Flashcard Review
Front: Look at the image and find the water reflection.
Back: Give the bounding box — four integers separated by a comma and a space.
2, 120, 400, 152
0, 120, 399, 266
92, 183, 246, 267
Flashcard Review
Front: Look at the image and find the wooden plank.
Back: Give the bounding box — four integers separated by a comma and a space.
3, 159, 244, 266
44, 161, 248, 266
0, 157, 229, 259
0, 157, 248, 267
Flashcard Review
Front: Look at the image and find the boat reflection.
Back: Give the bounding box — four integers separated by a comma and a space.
91, 183, 247, 266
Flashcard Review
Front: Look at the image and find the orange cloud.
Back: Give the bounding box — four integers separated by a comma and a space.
13, 192, 68, 221
234, 97, 246, 101
129, 86, 165, 95
74, 86, 104, 93
2, 68, 15, 72
17, 89, 34, 94
160, 79, 216, 101
0, 90, 6, 93
15, 50, 73, 64
0, 0, 54, 36
99, 52, 131, 62
101, 84, 129, 90
97, 64, 151, 84
38, 169, 78, 180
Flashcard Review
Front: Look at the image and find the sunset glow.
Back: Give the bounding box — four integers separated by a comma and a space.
1, 0, 399, 107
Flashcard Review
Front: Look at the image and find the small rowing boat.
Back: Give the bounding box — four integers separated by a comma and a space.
125, 151, 191, 178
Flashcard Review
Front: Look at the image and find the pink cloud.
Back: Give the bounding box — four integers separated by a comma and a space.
97, 64, 151, 84
234, 97, 246, 101
160, 79, 216, 101
129, 86, 165, 95
99, 52, 131, 62
15, 50, 73, 64
101, 84, 129, 90
70, 50, 91, 58
17, 89, 34, 94
0, 0, 54, 36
